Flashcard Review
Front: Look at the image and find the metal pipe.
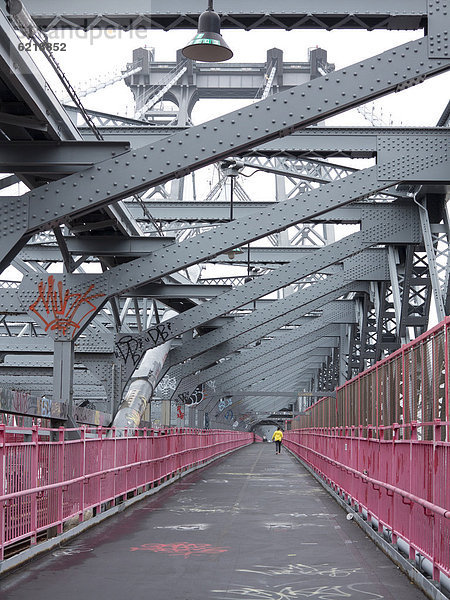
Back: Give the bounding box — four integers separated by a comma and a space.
110, 309, 177, 435
359, 509, 450, 594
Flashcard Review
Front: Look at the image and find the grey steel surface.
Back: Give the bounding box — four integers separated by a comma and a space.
80, 126, 445, 158
17, 175, 423, 344
171, 303, 353, 401
0, 141, 131, 174
25, 0, 427, 30
2, 39, 449, 269
125, 201, 388, 224
0, 8, 80, 142
166, 278, 366, 370
115, 217, 403, 364
0, 1, 449, 427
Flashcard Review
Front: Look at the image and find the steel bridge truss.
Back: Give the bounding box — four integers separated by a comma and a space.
0, 0, 449, 429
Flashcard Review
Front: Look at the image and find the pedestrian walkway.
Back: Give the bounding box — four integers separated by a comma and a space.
0, 444, 426, 600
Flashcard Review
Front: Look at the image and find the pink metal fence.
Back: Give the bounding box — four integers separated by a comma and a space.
0, 426, 253, 559
284, 317, 450, 581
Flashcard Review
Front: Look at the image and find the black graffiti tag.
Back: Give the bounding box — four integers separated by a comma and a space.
115, 323, 173, 367
115, 335, 144, 367
143, 322, 172, 346
176, 392, 190, 405
176, 385, 204, 406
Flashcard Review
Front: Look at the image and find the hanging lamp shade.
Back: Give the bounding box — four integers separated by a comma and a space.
182, 7, 233, 62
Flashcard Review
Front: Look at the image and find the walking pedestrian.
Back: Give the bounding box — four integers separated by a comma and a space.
272, 426, 283, 454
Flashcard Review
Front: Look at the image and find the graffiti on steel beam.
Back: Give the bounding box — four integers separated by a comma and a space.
176, 405, 185, 419
115, 323, 173, 368
224, 409, 234, 421
218, 397, 233, 412
157, 376, 177, 393
175, 385, 205, 407
28, 275, 105, 339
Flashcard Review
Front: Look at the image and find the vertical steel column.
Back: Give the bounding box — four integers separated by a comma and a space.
442, 207, 450, 314
274, 172, 290, 248
53, 340, 76, 427
417, 197, 446, 322
338, 324, 348, 387
388, 246, 404, 341
161, 400, 171, 427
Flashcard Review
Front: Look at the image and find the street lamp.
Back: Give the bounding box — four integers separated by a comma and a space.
182, 0, 233, 62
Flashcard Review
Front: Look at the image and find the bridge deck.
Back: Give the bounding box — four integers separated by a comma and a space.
0, 444, 426, 600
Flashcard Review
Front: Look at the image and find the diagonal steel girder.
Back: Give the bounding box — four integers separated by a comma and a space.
212, 334, 337, 386
213, 345, 335, 394
3, 36, 449, 270
204, 349, 335, 416
225, 369, 325, 416
166, 248, 389, 369
165, 278, 368, 387
171, 302, 355, 401
17, 163, 423, 345
110, 205, 419, 382
210, 373, 322, 421
202, 337, 338, 405
175, 326, 340, 408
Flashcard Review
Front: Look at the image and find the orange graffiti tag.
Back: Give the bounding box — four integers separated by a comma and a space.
29, 275, 105, 339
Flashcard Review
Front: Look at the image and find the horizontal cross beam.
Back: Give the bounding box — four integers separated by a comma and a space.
27, 1, 427, 31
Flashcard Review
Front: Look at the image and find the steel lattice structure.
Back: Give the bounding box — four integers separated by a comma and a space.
0, 0, 448, 432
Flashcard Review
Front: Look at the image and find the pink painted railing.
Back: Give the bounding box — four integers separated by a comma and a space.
0, 426, 253, 559
285, 317, 450, 582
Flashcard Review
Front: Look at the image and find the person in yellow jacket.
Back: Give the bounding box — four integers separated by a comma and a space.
272, 427, 283, 454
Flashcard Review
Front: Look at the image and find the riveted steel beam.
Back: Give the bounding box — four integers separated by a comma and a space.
25, 1, 427, 31
127, 201, 384, 225
0, 141, 131, 175
211, 390, 336, 400
200, 340, 338, 414
0, 9, 80, 142
14, 205, 419, 370
126, 201, 368, 224
108, 206, 418, 378
81, 126, 445, 158
2, 38, 449, 268
0, 336, 114, 354
176, 334, 335, 409
202, 358, 330, 415
215, 336, 336, 384
18, 235, 177, 262
167, 249, 388, 370
171, 303, 354, 401
205, 308, 349, 381
214, 347, 334, 393
120, 283, 232, 299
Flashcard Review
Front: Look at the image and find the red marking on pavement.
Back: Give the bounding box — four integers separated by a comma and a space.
129, 542, 229, 558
